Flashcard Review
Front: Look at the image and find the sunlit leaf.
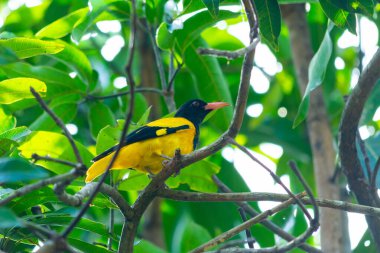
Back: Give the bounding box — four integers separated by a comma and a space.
293, 22, 334, 127
0, 106, 16, 133
18, 131, 93, 174
1, 62, 87, 94
0, 78, 46, 104
72, 0, 130, 42
35, 7, 89, 39
0, 38, 64, 59
0, 158, 48, 183
156, 9, 240, 51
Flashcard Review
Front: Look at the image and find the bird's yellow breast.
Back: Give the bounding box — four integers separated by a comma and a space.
85, 117, 196, 182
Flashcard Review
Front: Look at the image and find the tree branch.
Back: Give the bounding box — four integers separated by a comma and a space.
61, 0, 138, 240
86, 87, 163, 100
339, 48, 380, 248
198, 39, 259, 60
158, 188, 380, 216
30, 87, 84, 166
211, 176, 322, 253
0, 170, 77, 206
189, 193, 307, 253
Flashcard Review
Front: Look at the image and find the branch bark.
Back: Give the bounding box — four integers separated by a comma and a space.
281, 4, 350, 252
339, 47, 380, 248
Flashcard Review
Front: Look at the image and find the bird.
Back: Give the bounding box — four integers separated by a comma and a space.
85, 99, 229, 183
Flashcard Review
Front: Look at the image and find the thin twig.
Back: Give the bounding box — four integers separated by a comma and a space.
211, 176, 322, 253
61, 0, 137, 239
54, 182, 133, 218
227, 137, 312, 221
87, 87, 163, 100
0, 171, 77, 206
31, 154, 77, 167
158, 188, 380, 217
198, 39, 259, 60
189, 193, 307, 253
167, 61, 183, 92
215, 238, 256, 252
238, 208, 254, 249
30, 87, 83, 165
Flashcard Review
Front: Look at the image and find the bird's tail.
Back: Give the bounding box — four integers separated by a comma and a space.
85, 156, 112, 183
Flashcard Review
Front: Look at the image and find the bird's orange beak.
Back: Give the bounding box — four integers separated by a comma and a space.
204, 102, 229, 110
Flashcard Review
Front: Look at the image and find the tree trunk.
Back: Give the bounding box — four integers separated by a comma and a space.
281, 4, 351, 253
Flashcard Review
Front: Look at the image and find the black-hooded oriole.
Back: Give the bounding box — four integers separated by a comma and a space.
85, 99, 229, 182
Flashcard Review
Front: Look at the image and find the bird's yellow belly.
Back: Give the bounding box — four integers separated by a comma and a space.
114, 130, 194, 174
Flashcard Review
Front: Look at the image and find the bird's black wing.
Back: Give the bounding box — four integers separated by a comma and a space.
92, 124, 190, 162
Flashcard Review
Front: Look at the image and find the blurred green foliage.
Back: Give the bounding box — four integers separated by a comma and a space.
0, 0, 379, 252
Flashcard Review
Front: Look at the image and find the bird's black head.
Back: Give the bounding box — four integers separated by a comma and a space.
175, 99, 229, 126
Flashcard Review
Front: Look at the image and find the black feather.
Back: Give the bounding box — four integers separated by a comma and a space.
92, 125, 190, 162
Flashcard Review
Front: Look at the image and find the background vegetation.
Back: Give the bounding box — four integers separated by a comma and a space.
0, 0, 379, 252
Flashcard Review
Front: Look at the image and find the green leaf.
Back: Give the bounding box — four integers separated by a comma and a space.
35, 215, 109, 237
166, 160, 220, 192
1, 62, 87, 95
320, 0, 357, 34
118, 170, 150, 191
51, 40, 93, 84
68, 238, 114, 253
254, 0, 281, 50
0, 158, 48, 183
0, 207, 21, 228
35, 7, 89, 39
156, 9, 240, 51
0, 127, 31, 156
325, 0, 374, 16
293, 23, 334, 127
30, 103, 78, 132
202, 0, 220, 17
0, 45, 19, 64
89, 102, 116, 139
0, 138, 18, 156
72, 0, 129, 43
0, 126, 31, 141
0, 78, 46, 104
0, 106, 16, 133
0, 38, 65, 59
182, 38, 233, 130
134, 240, 166, 253
18, 131, 93, 174
172, 216, 212, 253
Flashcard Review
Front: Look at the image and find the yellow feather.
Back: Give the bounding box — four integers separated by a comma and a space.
85, 117, 195, 183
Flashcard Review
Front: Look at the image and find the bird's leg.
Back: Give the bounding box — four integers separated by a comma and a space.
172, 149, 182, 177
144, 166, 155, 178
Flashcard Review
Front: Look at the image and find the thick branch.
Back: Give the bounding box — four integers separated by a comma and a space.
339, 48, 380, 248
